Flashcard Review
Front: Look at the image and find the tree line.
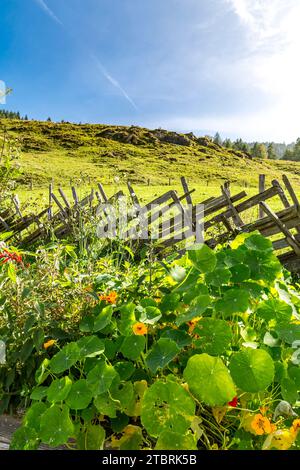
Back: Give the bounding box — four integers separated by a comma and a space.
212, 132, 296, 161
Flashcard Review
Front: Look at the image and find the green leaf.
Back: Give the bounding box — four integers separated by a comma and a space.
141, 379, 195, 438
146, 338, 180, 373
35, 358, 50, 385
77, 423, 105, 450
194, 318, 232, 355
160, 329, 192, 348
66, 379, 93, 410
176, 294, 211, 326
230, 264, 250, 283
7, 262, 17, 283
30, 386, 48, 401
49, 342, 81, 374
47, 376, 73, 403
216, 288, 250, 316
94, 393, 119, 418
118, 303, 136, 336
159, 293, 181, 314
120, 335, 146, 361
40, 404, 74, 447
155, 431, 197, 450
229, 349, 274, 393
23, 402, 48, 433
183, 353, 236, 406
188, 244, 217, 273
93, 305, 113, 332
87, 361, 118, 396
276, 324, 300, 344
114, 425, 143, 450
257, 299, 292, 324
205, 268, 232, 287
114, 361, 135, 380
79, 315, 94, 332
33, 328, 45, 350
10, 426, 39, 450
76, 336, 105, 358
245, 234, 273, 252
281, 378, 298, 404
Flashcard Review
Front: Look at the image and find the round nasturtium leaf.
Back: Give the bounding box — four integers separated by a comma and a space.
205, 268, 232, 287
47, 376, 73, 403
94, 393, 119, 418
244, 234, 273, 252
93, 305, 113, 332
281, 378, 298, 404
77, 423, 106, 450
65, 379, 93, 410
49, 342, 81, 374
159, 293, 181, 314
194, 318, 232, 355
257, 298, 292, 324
188, 244, 217, 273
175, 294, 211, 326
229, 264, 250, 283
39, 405, 74, 447
229, 349, 275, 393
30, 386, 48, 401
10, 426, 40, 450
76, 335, 105, 358
216, 288, 250, 316
120, 335, 146, 361
23, 402, 48, 433
141, 379, 195, 438
155, 431, 197, 450
183, 353, 236, 406
145, 338, 180, 373
87, 361, 118, 396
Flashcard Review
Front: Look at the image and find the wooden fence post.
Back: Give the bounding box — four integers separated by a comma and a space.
259, 174, 266, 218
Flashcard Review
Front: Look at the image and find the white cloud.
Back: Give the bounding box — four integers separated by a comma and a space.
91, 55, 138, 111
210, 0, 300, 140
35, 0, 62, 26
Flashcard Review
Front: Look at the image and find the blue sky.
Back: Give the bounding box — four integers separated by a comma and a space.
1, 0, 300, 141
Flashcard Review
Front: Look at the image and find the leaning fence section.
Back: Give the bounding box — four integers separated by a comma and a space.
0, 174, 300, 271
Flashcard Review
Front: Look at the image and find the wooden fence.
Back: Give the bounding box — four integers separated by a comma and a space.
1, 174, 300, 271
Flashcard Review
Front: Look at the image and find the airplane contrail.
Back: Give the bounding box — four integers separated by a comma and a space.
35, 0, 63, 25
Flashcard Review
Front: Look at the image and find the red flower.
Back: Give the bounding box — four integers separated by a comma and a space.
0, 249, 23, 266
228, 396, 238, 407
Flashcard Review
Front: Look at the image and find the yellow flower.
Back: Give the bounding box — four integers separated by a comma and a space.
290, 418, 300, 435
43, 339, 55, 350
132, 322, 148, 335
263, 429, 296, 450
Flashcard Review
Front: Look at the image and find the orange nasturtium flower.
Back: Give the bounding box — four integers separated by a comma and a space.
43, 339, 55, 350
251, 413, 275, 436
132, 322, 148, 335
99, 291, 117, 304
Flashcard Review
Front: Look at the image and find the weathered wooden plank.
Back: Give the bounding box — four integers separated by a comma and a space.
282, 175, 300, 208
127, 181, 140, 206
259, 174, 266, 218
260, 202, 300, 255
272, 179, 290, 208
180, 177, 193, 205
97, 182, 108, 203
58, 187, 71, 209
221, 185, 244, 228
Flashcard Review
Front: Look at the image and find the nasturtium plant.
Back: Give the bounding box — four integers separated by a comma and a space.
141, 379, 195, 437
3, 231, 300, 451
229, 349, 275, 393
145, 338, 180, 373
183, 354, 236, 406
194, 318, 232, 355
188, 244, 217, 273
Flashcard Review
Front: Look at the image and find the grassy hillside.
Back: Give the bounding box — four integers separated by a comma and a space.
2, 118, 300, 206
